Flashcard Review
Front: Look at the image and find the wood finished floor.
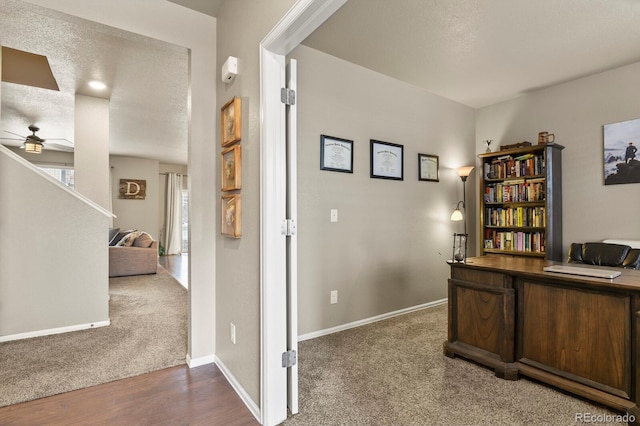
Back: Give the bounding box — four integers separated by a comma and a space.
159, 253, 188, 288
0, 363, 259, 426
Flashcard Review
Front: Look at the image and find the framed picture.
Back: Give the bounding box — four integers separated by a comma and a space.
221, 194, 241, 238
221, 145, 242, 191
603, 118, 640, 185
320, 134, 354, 173
221, 97, 242, 147
370, 139, 403, 180
119, 179, 147, 199
418, 153, 439, 182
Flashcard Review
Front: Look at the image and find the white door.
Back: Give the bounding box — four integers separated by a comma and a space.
259, 2, 347, 424
285, 58, 299, 415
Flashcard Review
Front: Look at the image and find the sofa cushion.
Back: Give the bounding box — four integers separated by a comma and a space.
116, 230, 142, 247
581, 242, 630, 267
133, 232, 154, 248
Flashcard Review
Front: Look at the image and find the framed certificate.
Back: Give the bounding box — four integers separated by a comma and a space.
370, 139, 403, 180
320, 134, 354, 173
418, 153, 439, 182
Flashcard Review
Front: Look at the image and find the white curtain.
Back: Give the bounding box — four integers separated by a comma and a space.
163, 173, 183, 255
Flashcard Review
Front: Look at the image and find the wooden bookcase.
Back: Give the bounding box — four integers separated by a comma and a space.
479, 143, 564, 261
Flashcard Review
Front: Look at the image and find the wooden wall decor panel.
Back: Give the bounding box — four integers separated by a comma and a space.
520, 280, 630, 393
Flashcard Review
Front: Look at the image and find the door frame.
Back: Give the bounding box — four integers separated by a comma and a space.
259, 1, 348, 425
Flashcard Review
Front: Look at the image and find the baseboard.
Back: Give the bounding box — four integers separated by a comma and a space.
214, 355, 261, 423
0, 320, 111, 343
185, 353, 216, 368
298, 299, 447, 342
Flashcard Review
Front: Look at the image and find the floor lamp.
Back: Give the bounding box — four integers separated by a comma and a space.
451, 166, 474, 262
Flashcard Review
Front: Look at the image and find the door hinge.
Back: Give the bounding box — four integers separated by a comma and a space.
282, 350, 297, 368
281, 88, 296, 106
281, 219, 297, 236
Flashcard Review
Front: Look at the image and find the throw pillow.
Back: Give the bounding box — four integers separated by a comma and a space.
116, 230, 142, 247
108, 227, 120, 244
111, 229, 135, 246
133, 232, 154, 248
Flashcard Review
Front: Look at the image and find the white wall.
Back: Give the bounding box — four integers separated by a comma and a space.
215, 0, 298, 408
476, 61, 640, 252
75, 95, 110, 211
0, 146, 110, 339
293, 45, 476, 335
110, 155, 160, 240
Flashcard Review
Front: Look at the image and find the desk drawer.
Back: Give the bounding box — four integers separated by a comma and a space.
451, 267, 510, 288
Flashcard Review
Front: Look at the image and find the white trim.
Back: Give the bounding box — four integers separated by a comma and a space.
215, 355, 261, 424
0, 144, 115, 218
185, 353, 215, 368
298, 299, 448, 342
0, 320, 110, 343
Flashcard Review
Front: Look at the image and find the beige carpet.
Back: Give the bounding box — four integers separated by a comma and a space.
284, 303, 624, 426
0, 267, 187, 407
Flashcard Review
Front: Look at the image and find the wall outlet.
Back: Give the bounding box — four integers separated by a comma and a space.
330, 209, 338, 222
330, 290, 338, 304
230, 322, 236, 344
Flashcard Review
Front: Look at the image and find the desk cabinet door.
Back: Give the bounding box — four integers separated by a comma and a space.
449, 277, 515, 363
518, 280, 630, 397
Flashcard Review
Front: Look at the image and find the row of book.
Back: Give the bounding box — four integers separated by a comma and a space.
484, 206, 546, 227
484, 152, 545, 180
484, 178, 546, 203
484, 230, 545, 253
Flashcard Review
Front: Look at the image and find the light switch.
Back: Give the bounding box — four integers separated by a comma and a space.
330, 209, 338, 222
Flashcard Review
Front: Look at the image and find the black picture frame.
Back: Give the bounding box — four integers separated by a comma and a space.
320, 134, 354, 173
370, 139, 403, 180
418, 153, 439, 182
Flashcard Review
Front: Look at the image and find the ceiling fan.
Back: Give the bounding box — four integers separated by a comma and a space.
1, 125, 74, 154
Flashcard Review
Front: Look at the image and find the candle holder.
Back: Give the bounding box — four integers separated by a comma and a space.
452, 233, 468, 263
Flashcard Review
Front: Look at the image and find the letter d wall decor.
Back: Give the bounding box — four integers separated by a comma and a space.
119, 179, 147, 199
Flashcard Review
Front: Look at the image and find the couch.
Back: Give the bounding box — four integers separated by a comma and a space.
567, 242, 640, 269
109, 229, 159, 277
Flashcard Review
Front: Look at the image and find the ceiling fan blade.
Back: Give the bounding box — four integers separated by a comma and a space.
44, 143, 74, 152
44, 138, 74, 145
4, 130, 26, 138
0, 137, 24, 141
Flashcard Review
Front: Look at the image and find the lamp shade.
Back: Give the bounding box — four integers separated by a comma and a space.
456, 166, 475, 179
24, 140, 42, 153
450, 208, 463, 221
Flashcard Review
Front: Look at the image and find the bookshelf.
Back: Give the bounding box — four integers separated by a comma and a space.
479, 143, 564, 261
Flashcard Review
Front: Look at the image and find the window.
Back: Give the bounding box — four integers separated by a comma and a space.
39, 166, 75, 188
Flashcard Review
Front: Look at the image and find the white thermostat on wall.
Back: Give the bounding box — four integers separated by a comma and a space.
222, 56, 238, 83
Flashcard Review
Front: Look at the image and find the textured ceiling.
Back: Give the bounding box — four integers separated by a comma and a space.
4, 0, 640, 165
303, 0, 640, 108
0, 0, 189, 164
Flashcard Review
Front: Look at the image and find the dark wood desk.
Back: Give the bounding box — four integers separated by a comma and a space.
444, 256, 640, 419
